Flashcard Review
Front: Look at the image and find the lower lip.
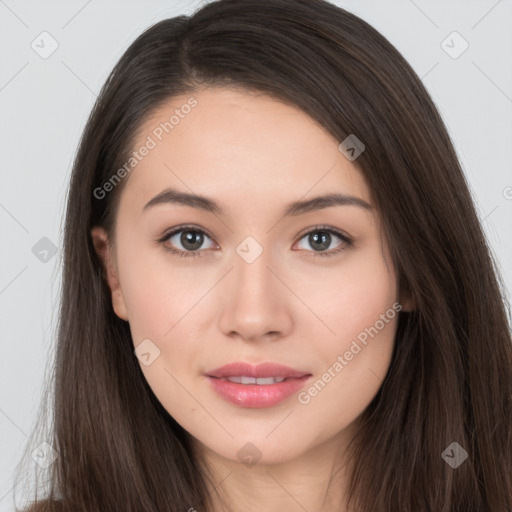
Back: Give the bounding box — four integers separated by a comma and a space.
206, 375, 311, 408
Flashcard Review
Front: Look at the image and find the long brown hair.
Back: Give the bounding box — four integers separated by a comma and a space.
13, 0, 512, 510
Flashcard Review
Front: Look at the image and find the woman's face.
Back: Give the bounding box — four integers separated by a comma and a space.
92, 87, 408, 467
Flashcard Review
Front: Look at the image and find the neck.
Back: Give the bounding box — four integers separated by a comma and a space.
195, 422, 360, 512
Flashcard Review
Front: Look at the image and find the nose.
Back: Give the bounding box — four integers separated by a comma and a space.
217, 246, 293, 343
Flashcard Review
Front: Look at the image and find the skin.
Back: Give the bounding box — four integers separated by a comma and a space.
92, 87, 413, 512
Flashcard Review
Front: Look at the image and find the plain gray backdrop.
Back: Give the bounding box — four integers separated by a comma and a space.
1, 0, 511, 510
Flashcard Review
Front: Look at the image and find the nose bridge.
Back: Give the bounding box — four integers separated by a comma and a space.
232, 238, 276, 306
217, 236, 292, 341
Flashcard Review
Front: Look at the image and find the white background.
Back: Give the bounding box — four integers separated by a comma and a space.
1, 1, 511, 510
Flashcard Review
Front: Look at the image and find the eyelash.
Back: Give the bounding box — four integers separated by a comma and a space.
156, 224, 353, 259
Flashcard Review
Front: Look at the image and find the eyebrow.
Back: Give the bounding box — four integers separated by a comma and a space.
143, 187, 372, 216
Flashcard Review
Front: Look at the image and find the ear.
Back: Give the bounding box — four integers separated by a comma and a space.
90, 226, 129, 321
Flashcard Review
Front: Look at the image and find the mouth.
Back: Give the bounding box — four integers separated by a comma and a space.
215, 375, 289, 384
205, 362, 312, 408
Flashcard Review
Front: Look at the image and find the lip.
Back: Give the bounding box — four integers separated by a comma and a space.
205, 362, 312, 408
206, 362, 310, 379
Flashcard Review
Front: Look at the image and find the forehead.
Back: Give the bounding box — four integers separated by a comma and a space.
120, 86, 372, 215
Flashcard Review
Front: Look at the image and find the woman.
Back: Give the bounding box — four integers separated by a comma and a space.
15, 0, 512, 510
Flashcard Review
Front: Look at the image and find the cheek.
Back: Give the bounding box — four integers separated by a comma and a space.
293, 246, 398, 416
116, 246, 206, 399
117, 244, 206, 342
293, 244, 398, 351
332, 261, 397, 353
118, 250, 203, 417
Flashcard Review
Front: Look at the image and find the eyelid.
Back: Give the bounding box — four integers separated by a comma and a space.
157, 224, 216, 244
156, 224, 218, 255
157, 224, 353, 257
293, 225, 353, 257
295, 224, 352, 243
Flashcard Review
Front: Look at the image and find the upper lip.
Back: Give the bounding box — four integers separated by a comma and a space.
206, 362, 310, 379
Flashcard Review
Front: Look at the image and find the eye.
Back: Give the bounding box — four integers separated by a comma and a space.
157, 225, 353, 258
157, 226, 217, 258
294, 226, 353, 257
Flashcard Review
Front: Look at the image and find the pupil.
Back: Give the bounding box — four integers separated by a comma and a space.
310, 231, 330, 251
178, 231, 331, 252
181, 230, 203, 250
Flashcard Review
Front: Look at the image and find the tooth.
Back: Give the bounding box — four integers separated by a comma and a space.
221, 376, 289, 385
255, 377, 276, 385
